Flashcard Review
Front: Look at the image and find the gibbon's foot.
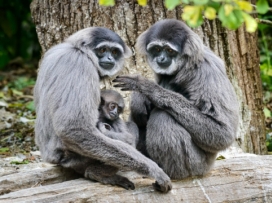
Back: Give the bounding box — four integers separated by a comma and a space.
152, 181, 172, 193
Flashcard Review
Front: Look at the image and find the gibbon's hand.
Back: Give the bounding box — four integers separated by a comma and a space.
97, 122, 111, 133
113, 75, 142, 92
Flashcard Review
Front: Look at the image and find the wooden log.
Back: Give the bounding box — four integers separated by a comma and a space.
0, 155, 272, 202
0, 163, 78, 195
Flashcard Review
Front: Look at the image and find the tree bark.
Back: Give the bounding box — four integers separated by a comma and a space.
30, 0, 266, 154
1, 156, 272, 202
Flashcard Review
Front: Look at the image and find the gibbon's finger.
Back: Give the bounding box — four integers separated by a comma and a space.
113, 84, 127, 88
120, 88, 133, 91
113, 75, 130, 81
112, 78, 121, 83
113, 75, 139, 83
115, 75, 137, 79
113, 78, 133, 83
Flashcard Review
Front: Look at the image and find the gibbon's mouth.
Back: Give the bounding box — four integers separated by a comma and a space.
157, 61, 172, 68
109, 112, 118, 119
99, 62, 115, 70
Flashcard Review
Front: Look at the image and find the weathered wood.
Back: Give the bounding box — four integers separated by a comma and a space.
0, 162, 78, 195
0, 155, 272, 202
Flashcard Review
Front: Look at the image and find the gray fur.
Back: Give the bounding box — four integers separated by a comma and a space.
34, 27, 172, 192
97, 89, 138, 147
113, 19, 239, 179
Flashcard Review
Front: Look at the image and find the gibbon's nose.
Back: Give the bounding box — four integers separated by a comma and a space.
109, 112, 118, 119
158, 56, 166, 63
157, 58, 171, 68
107, 55, 114, 62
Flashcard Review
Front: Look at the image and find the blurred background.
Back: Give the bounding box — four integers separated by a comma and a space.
0, 0, 40, 159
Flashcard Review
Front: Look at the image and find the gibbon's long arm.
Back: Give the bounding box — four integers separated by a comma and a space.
113, 75, 237, 153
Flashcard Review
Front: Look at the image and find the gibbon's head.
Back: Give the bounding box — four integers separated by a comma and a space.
66, 27, 132, 77
136, 19, 204, 75
99, 89, 125, 121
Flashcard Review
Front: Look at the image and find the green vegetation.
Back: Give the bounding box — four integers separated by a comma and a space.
0, 1, 38, 157
100, 0, 270, 32
0, 0, 40, 69
259, 10, 272, 151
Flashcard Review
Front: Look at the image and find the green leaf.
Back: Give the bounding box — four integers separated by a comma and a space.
99, 0, 115, 6
219, 5, 245, 30
10, 160, 30, 165
165, 0, 180, 10
204, 7, 217, 20
233, 9, 245, 27
216, 155, 226, 160
138, 0, 147, 6
242, 12, 258, 32
264, 107, 271, 118
0, 147, 9, 153
237, 1, 253, 12
26, 101, 35, 111
207, 1, 221, 10
224, 4, 233, 16
181, 0, 189, 3
0, 92, 5, 98
219, 7, 240, 30
11, 89, 23, 96
193, 0, 209, 5
182, 5, 204, 27
256, 0, 269, 14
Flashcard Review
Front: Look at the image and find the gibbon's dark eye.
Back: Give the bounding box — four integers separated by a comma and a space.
112, 49, 117, 55
155, 46, 161, 52
148, 46, 163, 57
100, 48, 106, 54
109, 103, 117, 111
167, 48, 173, 53
111, 48, 121, 59
166, 47, 177, 56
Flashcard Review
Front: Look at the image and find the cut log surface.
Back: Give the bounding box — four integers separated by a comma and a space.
0, 155, 272, 203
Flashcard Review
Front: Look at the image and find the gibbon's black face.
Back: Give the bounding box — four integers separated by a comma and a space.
106, 101, 123, 120
136, 19, 191, 75
65, 27, 132, 77
147, 45, 178, 68
95, 46, 122, 70
100, 100, 123, 121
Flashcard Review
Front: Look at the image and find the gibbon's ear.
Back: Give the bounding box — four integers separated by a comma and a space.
100, 96, 105, 106
124, 45, 133, 58
135, 30, 149, 55
183, 33, 204, 62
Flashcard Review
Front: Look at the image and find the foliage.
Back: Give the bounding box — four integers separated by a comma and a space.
100, 0, 270, 33
99, 0, 115, 6
258, 7, 272, 151
0, 69, 37, 157
0, 0, 40, 69
8, 77, 35, 91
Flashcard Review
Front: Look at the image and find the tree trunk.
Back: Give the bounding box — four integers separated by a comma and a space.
30, 0, 266, 154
